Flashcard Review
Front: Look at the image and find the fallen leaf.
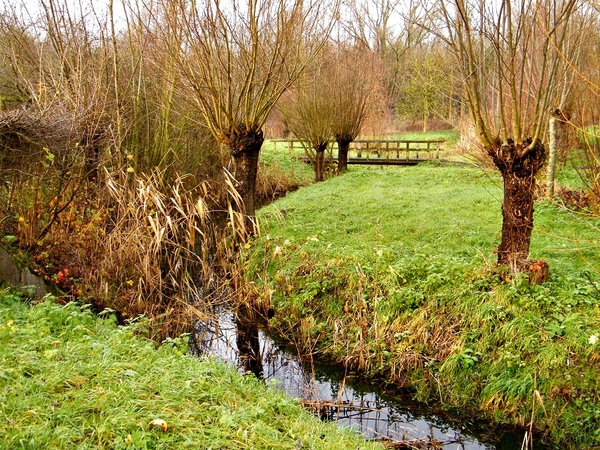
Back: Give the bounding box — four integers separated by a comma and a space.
149, 418, 168, 432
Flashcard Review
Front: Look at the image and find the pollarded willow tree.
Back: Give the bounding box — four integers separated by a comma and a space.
161, 0, 337, 234
280, 45, 381, 178
330, 47, 380, 173
280, 69, 335, 182
434, 0, 579, 277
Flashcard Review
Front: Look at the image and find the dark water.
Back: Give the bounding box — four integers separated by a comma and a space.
192, 311, 534, 449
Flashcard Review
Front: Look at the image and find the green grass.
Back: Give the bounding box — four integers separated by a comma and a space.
248, 163, 600, 449
260, 140, 314, 185
268, 165, 498, 256
258, 164, 596, 274
0, 291, 380, 450
387, 130, 461, 147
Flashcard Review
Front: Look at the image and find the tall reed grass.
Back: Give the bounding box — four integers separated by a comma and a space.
93, 169, 223, 338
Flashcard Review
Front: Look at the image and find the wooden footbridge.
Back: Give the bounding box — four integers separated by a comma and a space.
272, 138, 446, 166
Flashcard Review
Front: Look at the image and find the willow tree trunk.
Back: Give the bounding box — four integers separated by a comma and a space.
336, 139, 350, 173
488, 139, 546, 271
314, 143, 327, 182
226, 126, 264, 235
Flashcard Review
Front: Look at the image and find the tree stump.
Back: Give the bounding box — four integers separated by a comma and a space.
522, 259, 549, 285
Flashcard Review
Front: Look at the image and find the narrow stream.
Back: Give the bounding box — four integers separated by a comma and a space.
192, 310, 533, 449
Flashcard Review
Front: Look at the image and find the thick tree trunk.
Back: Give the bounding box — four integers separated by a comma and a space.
226, 126, 264, 235
488, 139, 546, 272
336, 139, 350, 173
314, 143, 327, 182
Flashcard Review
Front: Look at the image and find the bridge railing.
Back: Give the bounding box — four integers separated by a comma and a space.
271, 139, 445, 162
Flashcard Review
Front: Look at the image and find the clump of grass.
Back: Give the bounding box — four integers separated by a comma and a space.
30, 166, 230, 340
246, 164, 600, 448
0, 290, 380, 449
100, 169, 215, 335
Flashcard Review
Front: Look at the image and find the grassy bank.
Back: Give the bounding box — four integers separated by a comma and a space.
0, 291, 379, 449
247, 163, 600, 448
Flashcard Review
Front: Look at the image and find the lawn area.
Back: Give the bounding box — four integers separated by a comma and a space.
0, 291, 379, 450
249, 163, 600, 448
258, 163, 597, 274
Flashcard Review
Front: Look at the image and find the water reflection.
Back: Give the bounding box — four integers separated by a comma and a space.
192, 310, 527, 449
